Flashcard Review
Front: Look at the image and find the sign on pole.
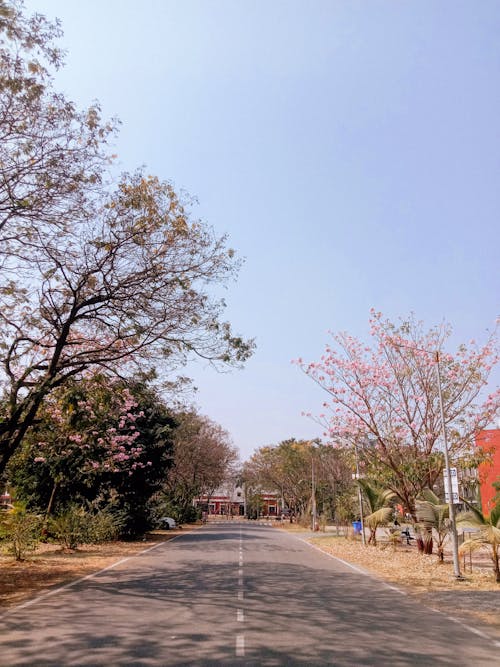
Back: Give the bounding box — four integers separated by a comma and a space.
443, 467, 459, 504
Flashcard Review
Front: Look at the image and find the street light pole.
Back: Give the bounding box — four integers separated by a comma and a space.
354, 442, 366, 546
311, 447, 318, 531
435, 351, 462, 579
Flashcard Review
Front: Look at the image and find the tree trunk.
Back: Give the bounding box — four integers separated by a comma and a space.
417, 531, 433, 554
492, 549, 500, 583
46, 480, 59, 519
42, 479, 59, 537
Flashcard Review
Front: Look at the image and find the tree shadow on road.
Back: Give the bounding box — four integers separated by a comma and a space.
1, 536, 496, 666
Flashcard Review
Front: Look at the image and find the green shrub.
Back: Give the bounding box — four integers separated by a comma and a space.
87, 509, 125, 543
49, 506, 125, 549
49, 505, 89, 550
0, 504, 42, 561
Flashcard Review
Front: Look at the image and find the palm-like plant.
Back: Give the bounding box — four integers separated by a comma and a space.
457, 499, 500, 583
358, 479, 395, 546
415, 489, 450, 560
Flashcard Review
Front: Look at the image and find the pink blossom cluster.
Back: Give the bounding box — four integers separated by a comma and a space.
294, 311, 500, 457
33, 377, 149, 475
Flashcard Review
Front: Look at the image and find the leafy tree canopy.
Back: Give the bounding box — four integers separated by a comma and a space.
7, 374, 177, 535
0, 2, 253, 475
159, 411, 238, 523
297, 311, 499, 515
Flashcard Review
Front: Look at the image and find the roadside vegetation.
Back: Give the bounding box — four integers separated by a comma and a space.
246, 435, 500, 584
0, 0, 249, 559
0, 2, 499, 618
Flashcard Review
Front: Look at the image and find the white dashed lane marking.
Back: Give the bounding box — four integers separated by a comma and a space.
235, 527, 245, 656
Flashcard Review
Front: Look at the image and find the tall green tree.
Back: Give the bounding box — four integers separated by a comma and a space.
160, 411, 237, 523
7, 375, 176, 535
0, 2, 253, 476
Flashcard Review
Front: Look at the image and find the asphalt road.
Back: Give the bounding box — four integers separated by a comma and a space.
0, 521, 498, 666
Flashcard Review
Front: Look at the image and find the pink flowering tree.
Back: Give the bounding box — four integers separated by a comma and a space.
296, 311, 500, 517
10, 374, 151, 517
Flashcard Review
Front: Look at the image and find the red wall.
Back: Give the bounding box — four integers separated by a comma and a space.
476, 428, 500, 514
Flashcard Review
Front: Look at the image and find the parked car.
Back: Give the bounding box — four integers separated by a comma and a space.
159, 517, 177, 530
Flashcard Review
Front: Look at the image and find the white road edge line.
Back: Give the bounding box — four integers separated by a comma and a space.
236, 634, 245, 656
298, 537, 380, 579
237, 609, 244, 622
0, 534, 183, 619
297, 535, 500, 646
433, 609, 500, 647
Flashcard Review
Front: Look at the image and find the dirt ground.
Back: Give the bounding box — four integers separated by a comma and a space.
0, 529, 186, 609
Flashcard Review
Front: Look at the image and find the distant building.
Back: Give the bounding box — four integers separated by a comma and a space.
194, 483, 281, 518
244, 488, 282, 519
0, 490, 12, 509
195, 484, 246, 517
476, 428, 500, 514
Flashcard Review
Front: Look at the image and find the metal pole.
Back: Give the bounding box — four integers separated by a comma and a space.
354, 442, 366, 545
311, 448, 317, 531
435, 351, 462, 579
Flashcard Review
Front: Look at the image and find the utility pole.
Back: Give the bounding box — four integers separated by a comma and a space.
311, 447, 318, 531
354, 442, 366, 545
390, 339, 464, 576
435, 351, 462, 579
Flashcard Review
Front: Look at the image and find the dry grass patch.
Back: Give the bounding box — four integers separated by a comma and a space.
275, 522, 313, 533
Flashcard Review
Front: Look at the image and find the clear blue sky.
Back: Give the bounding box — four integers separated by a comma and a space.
25, 0, 500, 461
